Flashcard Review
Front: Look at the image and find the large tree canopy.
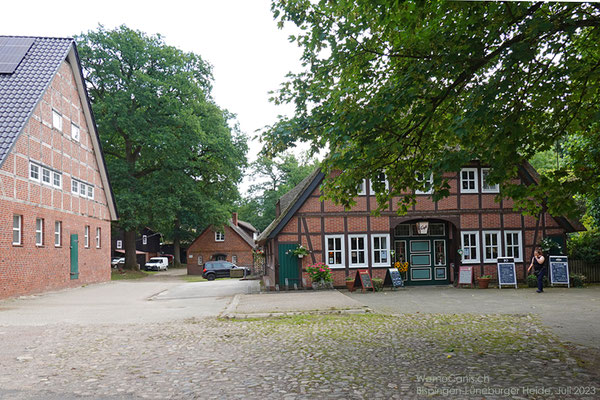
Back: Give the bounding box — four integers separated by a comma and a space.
78, 25, 247, 268
263, 1, 600, 218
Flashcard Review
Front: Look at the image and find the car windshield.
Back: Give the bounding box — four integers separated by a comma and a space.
149, 258, 162, 263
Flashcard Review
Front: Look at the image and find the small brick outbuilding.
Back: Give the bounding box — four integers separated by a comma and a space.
0, 36, 118, 299
187, 213, 256, 274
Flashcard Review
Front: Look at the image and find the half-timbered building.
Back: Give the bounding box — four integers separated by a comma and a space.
257, 163, 583, 288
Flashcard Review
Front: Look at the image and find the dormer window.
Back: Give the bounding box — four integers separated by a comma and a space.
215, 232, 225, 242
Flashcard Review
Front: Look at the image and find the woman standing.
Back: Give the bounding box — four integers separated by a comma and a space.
527, 247, 546, 293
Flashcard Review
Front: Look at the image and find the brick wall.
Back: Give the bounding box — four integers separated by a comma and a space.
0, 60, 112, 299
187, 224, 254, 269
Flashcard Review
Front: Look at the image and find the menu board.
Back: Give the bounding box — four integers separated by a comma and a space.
549, 256, 570, 287
458, 266, 473, 286
353, 269, 374, 292
384, 268, 404, 288
497, 258, 517, 289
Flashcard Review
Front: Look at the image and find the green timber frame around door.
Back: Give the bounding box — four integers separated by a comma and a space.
70, 234, 79, 280
278, 244, 300, 287
393, 222, 450, 285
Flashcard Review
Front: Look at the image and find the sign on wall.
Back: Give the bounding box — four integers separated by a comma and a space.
497, 257, 517, 289
458, 266, 473, 287
549, 256, 570, 287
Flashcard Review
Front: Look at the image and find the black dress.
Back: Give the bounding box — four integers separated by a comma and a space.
532, 256, 546, 292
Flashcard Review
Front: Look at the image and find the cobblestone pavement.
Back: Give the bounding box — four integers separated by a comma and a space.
1, 314, 598, 399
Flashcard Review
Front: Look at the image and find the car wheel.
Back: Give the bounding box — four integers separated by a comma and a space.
207, 273, 216, 281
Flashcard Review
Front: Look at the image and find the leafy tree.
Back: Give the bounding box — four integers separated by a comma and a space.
238, 153, 318, 231
77, 25, 246, 268
263, 1, 600, 219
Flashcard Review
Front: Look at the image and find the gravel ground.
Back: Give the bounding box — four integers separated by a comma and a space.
1, 314, 598, 399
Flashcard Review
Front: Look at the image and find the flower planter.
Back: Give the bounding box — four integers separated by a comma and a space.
478, 278, 491, 289
346, 280, 355, 292
297, 254, 304, 259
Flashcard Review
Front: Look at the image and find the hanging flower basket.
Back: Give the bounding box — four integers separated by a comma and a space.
286, 245, 309, 258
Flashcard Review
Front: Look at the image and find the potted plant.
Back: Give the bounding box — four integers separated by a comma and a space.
306, 262, 333, 289
394, 261, 409, 281
288, 245, 310, 258
345, 276, 355, 292
478, 275, 492, 289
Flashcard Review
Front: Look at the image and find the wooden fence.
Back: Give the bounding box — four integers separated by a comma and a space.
569, 259, 600, 283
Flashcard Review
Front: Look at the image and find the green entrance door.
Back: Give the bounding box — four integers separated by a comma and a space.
278, 244, 300, 287
70, 234, 79, 280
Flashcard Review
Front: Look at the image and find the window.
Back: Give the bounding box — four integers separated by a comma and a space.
357, 180, 367, 196
394, 224, 410, 237
71, 178, 94, 199
483, 231, 501, 263
55, 221, 62, 247
504, 231, 523, 262
52, 110, 62, 131
84, 226, 90, 248
415, 172, 434, 195
372, 234, 390, 266
53, 171, 61, 188
72, 179, 78, 194
96, 227, 101, 248
460, 168, 478, 193
29, 162, 40, 181
394, 240, 407, 263
13, 215, 22, 245
232, 255, 238, 264
35, 218, 44, 246
87, 185, 93, 199
197, 255, 203, 265
481, 168, 499, 193
348, 234, 367, 267
116, 240, 122, 249
429, 223, 445, 236
71, 123, 80, 142
142, 235, 147, 245
80, 182, 86, 196
42, 168, 51, 184
325, 235, 345, 268
461, 231, 480, 263
369, 172, 389, 194
215, 232, 225, 242
434, 240, 446, 266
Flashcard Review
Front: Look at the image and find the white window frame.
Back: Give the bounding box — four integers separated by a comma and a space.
72, 179, 78, 194
415, 172, 434, 195
84, 225, 90, 248
116, 240, 122, 249
55, 221, 62, 247
197, 255, 203, 265
96, 227, 101, 248
482, 230, 501, 263
461, 231, 480, 264
481, 168, 499, 193
71, 123, 80, 142
142, 235, 147, 245
504, 230, 523, 262
80, 181, 86, 196
215, 232, 225, 242
371, 234, 391, 267
357, 179, 367, 196
87, 185, 93, 199
348, 234, 368, 267
460, 168, 479, 193
369, 172, 389, 194
232, 255, 238, 264
53, 171, 62, 188
42, 167, 51, 184
13, 215, 22, 245
325, 234, 345, 268
434, 239, 446, 266
52, 109, 62, 131
35, 218, 44, 246
29, 162, 40, 181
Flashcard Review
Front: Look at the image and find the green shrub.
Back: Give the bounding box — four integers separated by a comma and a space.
570, 273, 587, 288
526, 274, 549, 287
567, 230, 600, 263
372, 278, 384, 292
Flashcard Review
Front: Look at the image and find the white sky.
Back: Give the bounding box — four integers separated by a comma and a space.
2, 0, 304, 193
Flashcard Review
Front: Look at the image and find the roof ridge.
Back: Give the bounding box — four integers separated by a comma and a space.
0, 35, 73, 41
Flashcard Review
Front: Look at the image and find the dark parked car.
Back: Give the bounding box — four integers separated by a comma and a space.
202, 261, 250, 281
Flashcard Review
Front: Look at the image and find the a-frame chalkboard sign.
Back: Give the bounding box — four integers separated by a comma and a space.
457, 266, 474, 288
497, 257, 517, 289
383, 268, 404, 289
549, 256, 570, 287
353, 269, 375, 292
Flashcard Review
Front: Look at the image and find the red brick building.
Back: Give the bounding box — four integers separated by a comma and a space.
257, 164, 583, 288
187, 213, 256, 274
0, 37, 118, 299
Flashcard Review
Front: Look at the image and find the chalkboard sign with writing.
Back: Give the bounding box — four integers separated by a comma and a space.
353, 269, 374, 292
384, 268, 404, 288
497, 258, 517, 288
549, 256, 570, 287
458, 266, 473, 287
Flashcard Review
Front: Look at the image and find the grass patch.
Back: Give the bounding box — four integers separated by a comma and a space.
181, 275, 207, 282
111, 270, 153, 280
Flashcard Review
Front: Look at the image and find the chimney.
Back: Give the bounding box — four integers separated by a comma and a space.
232, 212, 238, 226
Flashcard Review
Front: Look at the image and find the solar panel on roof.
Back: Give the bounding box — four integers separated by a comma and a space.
0, 37, 35, 74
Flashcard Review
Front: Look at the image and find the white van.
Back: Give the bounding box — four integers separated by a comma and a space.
144, 257, 169, 271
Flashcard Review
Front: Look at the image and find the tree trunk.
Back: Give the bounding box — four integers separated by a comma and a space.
173, 217, 182, 268
124, 229, 139, 270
